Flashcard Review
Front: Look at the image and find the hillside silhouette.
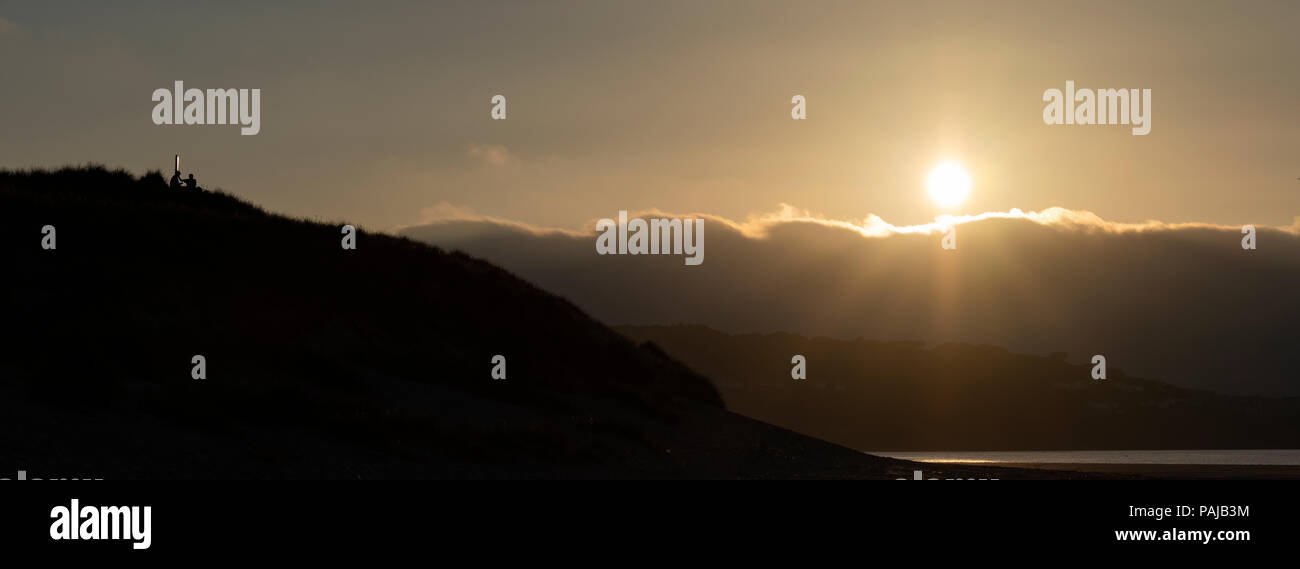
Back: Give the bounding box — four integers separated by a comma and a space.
618, 325, 1300, 451
0, 166, 1087, 479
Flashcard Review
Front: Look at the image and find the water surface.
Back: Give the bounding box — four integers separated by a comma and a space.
873, 450, 1300, 465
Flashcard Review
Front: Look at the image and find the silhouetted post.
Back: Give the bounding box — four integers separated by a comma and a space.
169, 155, 184, 190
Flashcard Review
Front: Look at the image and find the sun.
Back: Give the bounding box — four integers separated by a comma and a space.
927, 162, 971, 208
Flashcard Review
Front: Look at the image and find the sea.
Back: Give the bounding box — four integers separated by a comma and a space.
872, 449, 1300, 465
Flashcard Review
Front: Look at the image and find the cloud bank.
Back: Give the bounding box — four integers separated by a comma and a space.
404, 203, 1299, 239
400, 206, 1300, 396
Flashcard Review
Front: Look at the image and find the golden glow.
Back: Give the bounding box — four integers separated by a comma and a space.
927, 162, 972, 208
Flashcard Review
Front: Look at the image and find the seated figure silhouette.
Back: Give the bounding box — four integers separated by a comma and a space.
182, 173, 201, 191
169, 170, 183, 190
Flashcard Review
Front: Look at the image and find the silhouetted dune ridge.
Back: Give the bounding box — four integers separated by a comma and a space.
0, 166, 1062, 479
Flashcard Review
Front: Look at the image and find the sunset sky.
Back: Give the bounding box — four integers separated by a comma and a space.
1, 0, 1296, 230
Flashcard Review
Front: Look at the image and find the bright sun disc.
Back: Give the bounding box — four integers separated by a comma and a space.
927, 162, 971, 208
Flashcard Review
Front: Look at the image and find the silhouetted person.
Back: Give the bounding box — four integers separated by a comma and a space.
183, 173, 200, 191
169, 170, 183, 190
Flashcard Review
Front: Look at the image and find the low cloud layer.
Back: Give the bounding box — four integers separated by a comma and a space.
400, 206, 1300, 396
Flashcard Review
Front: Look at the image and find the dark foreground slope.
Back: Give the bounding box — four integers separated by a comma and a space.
618, 325, 1300, 452
0, 167, 1064, 479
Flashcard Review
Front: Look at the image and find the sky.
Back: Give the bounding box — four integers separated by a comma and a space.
0, 0, 1296, 231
